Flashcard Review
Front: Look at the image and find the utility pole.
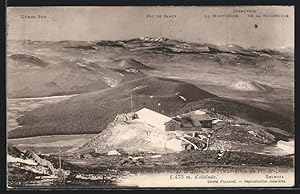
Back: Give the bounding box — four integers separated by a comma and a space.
59, 145, 61, 170
164, 140, 167, 154
57, 145, 65, 184
130, 93, 134, 113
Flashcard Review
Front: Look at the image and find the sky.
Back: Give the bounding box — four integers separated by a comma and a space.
7, 6, 294, 49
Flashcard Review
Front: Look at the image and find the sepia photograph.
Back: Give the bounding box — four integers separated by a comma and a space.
6, 6, 294, 188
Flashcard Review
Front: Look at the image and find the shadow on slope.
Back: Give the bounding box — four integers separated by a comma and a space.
108, 59, 155, 70
8, 77, 215, 138
8, 54, 48, 68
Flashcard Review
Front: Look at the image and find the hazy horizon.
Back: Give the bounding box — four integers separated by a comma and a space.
7, 6, 294, 49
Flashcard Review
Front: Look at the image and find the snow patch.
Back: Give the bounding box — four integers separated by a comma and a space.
233, 124, 241, 127
192, 110, 206, 115
117, 72, 124, 77
18, 165, 51, 175
175, 93, 187, 101
149, 154, 162, 158
75, 174, 103, 180
212, 119, 223, 124
7, 155, 38, 166
230, 80, 266, 91
103, 77, 118, 87
125, 68, 139, 73
133, 85, 149, 91
177, 95, 186, 102
277, 140, 294, 155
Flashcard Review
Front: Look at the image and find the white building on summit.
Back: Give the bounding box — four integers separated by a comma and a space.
135, 108, 172, 131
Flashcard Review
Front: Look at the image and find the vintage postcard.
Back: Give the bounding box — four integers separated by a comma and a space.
7, 6, 294, 188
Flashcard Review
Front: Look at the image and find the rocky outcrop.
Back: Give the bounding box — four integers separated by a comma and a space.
8, 146, 25, 158
23, 149, 55, 175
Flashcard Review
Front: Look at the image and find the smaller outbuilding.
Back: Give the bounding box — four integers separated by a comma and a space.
191, 114, 213, 128
165, 119, 181, 131
181, 112, 213, 128
107, 149, 124, 156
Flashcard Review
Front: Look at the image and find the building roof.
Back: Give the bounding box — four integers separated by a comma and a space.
135, 108, 172, 131
165, 119, 181, 125
181, 110, 206, 118
185, 114, 212, 127
191, 120, 202, 127
180, 119, 194, 128
116, 148, 128, 155
190, 114, 212, 121
181, 112, 212, 121
192, 110, 207, 115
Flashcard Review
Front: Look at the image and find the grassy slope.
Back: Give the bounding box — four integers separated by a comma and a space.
8, 76, 293, 138
8, 77, 215, 138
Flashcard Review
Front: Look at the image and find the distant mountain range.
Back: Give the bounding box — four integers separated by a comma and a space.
91, 37, 293, 56
9, 37, 294, 54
